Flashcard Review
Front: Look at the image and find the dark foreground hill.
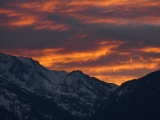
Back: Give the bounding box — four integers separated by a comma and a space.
91, 70, 160, 120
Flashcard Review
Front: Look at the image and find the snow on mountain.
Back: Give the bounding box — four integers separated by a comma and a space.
0, 52, 118, 119
0, 74, 76, 120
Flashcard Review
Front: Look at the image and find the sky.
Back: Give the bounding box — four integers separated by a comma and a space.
0, 0, 160, 85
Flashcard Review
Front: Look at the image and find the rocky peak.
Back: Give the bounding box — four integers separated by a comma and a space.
0, 53, 118, 118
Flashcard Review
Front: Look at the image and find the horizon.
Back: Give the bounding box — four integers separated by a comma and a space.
0, 0, 160, 85
1, 52, 159, 86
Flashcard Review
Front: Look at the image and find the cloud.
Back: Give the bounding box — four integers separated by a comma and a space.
138, 47, 160, 53
1, 0, 160, 29
0, 0, 160, 84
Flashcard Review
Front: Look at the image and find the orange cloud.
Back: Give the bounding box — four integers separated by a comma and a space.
95, 75, 136, 85
138, 47, 160, 53
11, 16, 37, 26
54, 60, 159, 85
89, 63, 157, 73
1, 0, 160, 29
32, 44, 118, 68
64, 0, 160, 25
1, 44, 160, 85
1, 0, 160, 85
0, 2, 69, 29
0, 7, 68, 30
34, 20, 68, 30
0, 7, 38, 27
61, 60, 159, 85
0, 8, 14, 14
0, 40, 120, 67
15, 1, 59, 12
67, 0, 133, 6
68, 8, 160, 26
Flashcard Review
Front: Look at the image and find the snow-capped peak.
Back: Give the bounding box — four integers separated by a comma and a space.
0, 53, 118, 117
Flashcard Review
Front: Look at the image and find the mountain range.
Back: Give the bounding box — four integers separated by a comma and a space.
0, 52, 160, 120
91, 69, 160, 120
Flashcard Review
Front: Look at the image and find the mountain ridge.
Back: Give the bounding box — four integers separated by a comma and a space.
91, 70, 160, 120
0, 52, 160, 120
0, 52, 118, 120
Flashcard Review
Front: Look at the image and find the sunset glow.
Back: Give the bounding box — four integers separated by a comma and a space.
0, 0, 160, 85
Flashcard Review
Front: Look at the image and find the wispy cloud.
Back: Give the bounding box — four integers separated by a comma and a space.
0, 0, 160, 84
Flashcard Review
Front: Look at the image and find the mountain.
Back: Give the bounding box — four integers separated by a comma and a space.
91, 70, 160, 120
0, 75, 77, 120
1, 52, 160, 120
0, 52, 118, 120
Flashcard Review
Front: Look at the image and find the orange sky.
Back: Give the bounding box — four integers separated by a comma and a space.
0, 0, 160, 85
